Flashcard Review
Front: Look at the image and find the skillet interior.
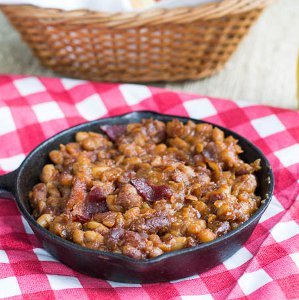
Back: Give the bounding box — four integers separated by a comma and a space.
14, 111, 274, 282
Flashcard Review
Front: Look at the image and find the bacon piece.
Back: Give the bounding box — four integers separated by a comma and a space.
73, 200, 109, 222
100, 124, 127, 141
105, 228, 125, 250
131, 178, 172, 202
130, 212, 170, 234
70, 186, 109, 222
66, 177, 87, 211
88, 187, 106, 202
74, 213, 90, 223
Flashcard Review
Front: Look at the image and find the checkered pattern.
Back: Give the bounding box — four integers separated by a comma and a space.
0, 75, 298, 300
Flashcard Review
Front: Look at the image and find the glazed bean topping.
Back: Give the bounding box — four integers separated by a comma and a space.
29, 118, 261, 259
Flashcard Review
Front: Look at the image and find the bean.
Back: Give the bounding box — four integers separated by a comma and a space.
159, 243, 172, 252
212, 127, 224, 142
193, 201, 208, 215
71, 222, 82, 231
208, 214, 217, 223
85, 231, 104, 244
123, 157, 141, 165
115, 213, 125, 228
84, 231, 99, 242
148, 234, 162, 246
40, 164, 56, 183
149, 247, 164, 258
185, 195, 198, 201
106, 195, 122, 212
66, 143, 81, 156
126, 124, 136, 132
100, 168, 123, 182
197, 228, 216, 243
187, 220, 206, 235
94, 223, 109, 235
49, 150, 63, 165
82, 137, 101, 151
92, 166, 110, 178
59, 173, 73, 186
171, 237, 187, 251
124, 207, 140, 226
75, 132, 89, 142
195, 143, 203, 153
86, 221, 101, 230
151, 156, 162, 167
217, 203, 234, 220
181, 207, 191, 218
36, 214, 53, 228
195, 123, 213, 134
154, 144, 167, 154
73, 229, 84, 244
102, 212, 118, 227
169, 137, 189, 151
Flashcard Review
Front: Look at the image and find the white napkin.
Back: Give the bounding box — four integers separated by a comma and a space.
0, 0, 221, 13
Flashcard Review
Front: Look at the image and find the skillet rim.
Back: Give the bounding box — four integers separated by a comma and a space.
15, 110, 274, 265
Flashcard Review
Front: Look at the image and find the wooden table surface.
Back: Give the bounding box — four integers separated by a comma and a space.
0, 0, 298, 109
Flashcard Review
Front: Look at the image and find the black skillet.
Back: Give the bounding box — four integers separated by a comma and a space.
0, 111, 274, 283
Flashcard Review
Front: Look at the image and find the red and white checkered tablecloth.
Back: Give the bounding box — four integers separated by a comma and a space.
0, 75, 298, 300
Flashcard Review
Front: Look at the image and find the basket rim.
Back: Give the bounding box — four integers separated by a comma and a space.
1, 0, 274, 28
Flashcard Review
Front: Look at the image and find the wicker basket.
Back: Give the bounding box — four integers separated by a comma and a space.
1, 0, 272, 82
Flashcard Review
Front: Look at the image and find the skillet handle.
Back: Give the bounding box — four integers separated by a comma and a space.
0, 169, 18, 200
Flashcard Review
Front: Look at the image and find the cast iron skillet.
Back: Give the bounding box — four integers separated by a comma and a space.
0, 111, 274, 283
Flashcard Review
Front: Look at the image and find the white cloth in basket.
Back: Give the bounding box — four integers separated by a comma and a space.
0, 0, 221, 13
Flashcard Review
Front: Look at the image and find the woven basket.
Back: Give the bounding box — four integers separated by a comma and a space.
1, 0, 272, 82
